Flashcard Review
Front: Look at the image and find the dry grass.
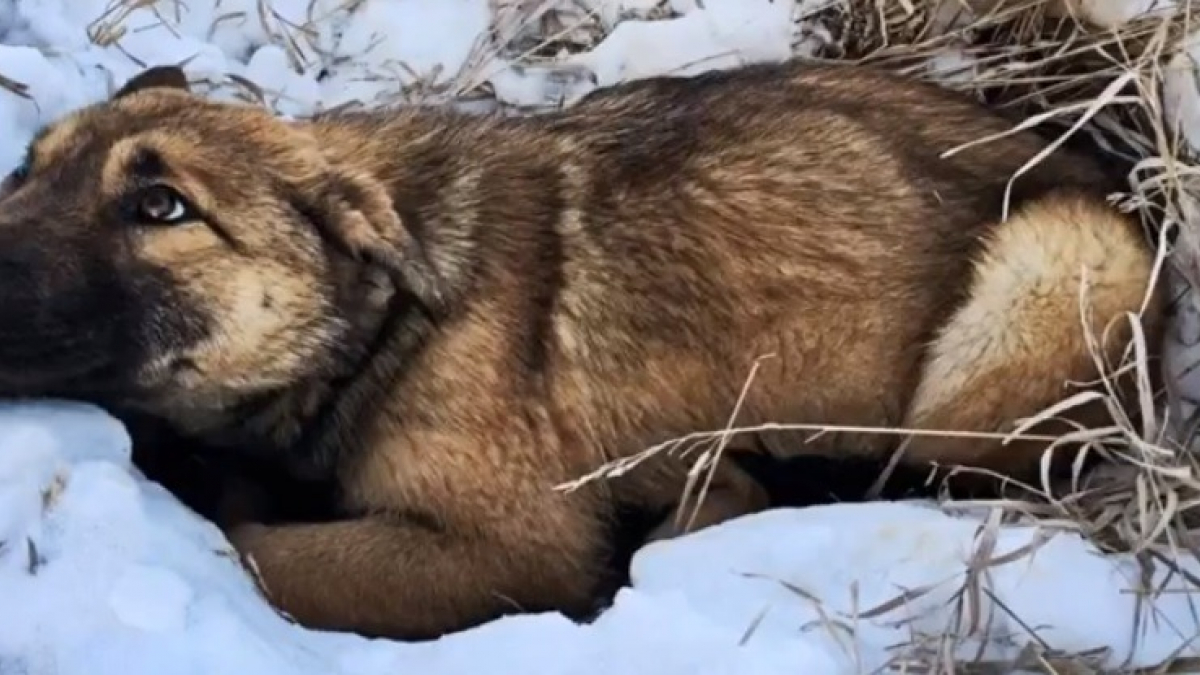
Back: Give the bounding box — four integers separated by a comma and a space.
28, 0, 1200, 670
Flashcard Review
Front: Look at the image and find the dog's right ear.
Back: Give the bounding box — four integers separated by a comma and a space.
291, 166, 457, 314
113, 66, 191, 100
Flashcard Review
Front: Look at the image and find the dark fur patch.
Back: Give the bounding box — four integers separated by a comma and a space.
127, 147, 168, 180
113, 65, 190, 99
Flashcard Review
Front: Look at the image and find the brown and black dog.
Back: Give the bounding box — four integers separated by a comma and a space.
0, 60, 1163, 639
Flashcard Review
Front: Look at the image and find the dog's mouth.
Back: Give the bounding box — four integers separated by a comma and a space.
0, 283, 148, 399
0, 349, 126, 400
0, 335, 200, 406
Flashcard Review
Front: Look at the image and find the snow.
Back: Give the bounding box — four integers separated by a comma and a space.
1164, 36, 1200, 159
0, 0, 1199, 674
1058, 0, 1177, 28
569, 0, 795, 89
3, 402, 1200, 675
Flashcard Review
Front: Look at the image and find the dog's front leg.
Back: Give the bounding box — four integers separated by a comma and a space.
227, 508, 607, 640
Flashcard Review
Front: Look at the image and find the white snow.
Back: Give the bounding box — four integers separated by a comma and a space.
1055, 0, 1176, 28
3, 402, 1200, 675
0, 1, 1199, 674
569, 0, 796, 89
1164, 36, 1200, 158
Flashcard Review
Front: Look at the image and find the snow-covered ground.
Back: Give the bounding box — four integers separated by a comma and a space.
2, 1, 1200, 674
5, 402, 1200, 675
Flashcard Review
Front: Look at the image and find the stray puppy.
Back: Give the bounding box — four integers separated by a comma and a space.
0, 60, 1162, 639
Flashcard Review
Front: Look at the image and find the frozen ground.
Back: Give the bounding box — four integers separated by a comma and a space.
1, 0, 1200, 674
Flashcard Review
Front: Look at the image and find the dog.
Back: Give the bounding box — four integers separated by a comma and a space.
0, 60, 1163, 639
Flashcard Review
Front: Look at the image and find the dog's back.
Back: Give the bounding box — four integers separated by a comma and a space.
522, 63, 1154, 488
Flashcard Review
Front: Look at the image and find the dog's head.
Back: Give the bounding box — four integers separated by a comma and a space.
0, 66, 445, 412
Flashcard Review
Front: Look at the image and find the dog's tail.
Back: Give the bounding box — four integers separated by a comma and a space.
898, 188, 1165, 477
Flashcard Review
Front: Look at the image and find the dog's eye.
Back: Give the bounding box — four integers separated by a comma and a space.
133, 185, 194, 225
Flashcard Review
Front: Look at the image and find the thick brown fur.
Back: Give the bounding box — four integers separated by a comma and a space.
0, 60, 1163, 639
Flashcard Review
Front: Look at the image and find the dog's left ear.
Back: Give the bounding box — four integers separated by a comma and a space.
297, 168, 455, 313
113, 65, 191, 100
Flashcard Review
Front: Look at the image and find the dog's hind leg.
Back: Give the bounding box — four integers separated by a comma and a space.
644, 457, 770, 543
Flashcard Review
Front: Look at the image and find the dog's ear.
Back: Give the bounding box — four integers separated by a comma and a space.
296, 168, 454, 312
113, 66, 191, 100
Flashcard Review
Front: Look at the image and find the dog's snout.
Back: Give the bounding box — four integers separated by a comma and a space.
0, 225, 128, 391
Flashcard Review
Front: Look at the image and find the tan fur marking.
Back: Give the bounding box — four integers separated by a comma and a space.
31, 113, 88, 165
99, 138, 139, 197
901, 191, 1161, 469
